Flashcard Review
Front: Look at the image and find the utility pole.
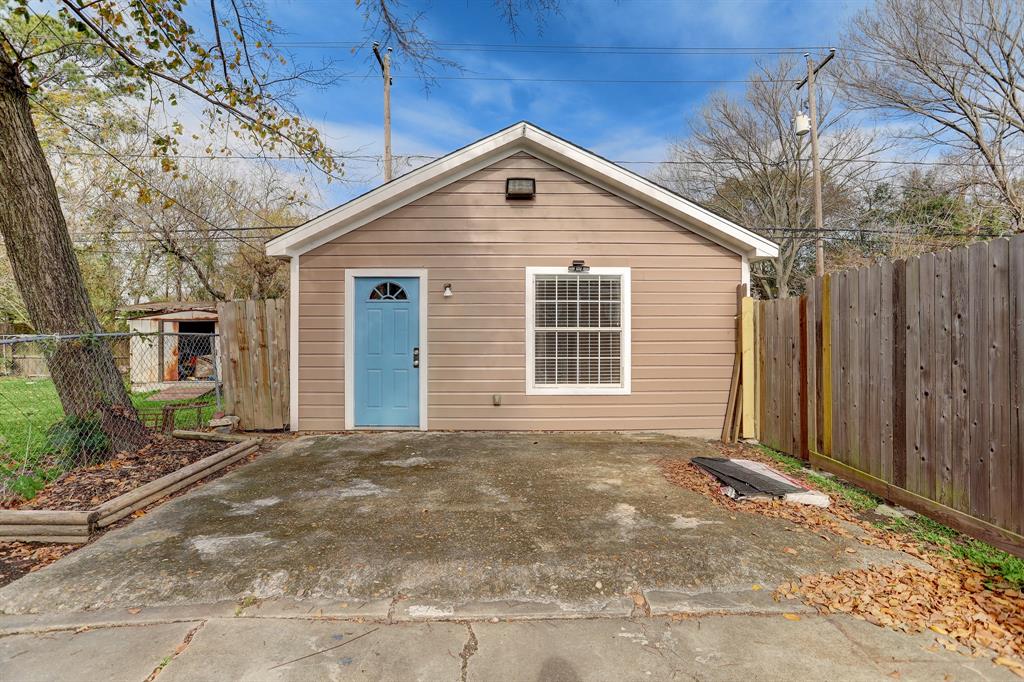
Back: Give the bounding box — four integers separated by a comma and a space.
372, 42, 393, 182
795, 48, 835, 277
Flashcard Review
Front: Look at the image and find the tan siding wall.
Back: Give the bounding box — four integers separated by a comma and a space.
297, 153, 740, 433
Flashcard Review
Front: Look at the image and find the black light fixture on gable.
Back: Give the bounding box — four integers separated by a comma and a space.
569, 260, 589, 273
505, 177, 536, 199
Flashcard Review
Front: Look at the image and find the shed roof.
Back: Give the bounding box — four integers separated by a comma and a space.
265, 122, 779, 260
120, 301, 218, 318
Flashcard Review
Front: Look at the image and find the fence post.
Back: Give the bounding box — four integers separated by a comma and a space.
821, 273, 832, 456
212, 333, 222, 412
741, 296, 755, 439
799, 294, 810, 459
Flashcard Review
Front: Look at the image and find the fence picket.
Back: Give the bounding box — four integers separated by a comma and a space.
950, 246, 971, 513
1010, 235, 1024, 534
989, 239, 1012, 529
918, 252, 936, 499
968, 241, 991, 522
905, 256, 922, 495
834, 271, 847, 466
878, 260, 895, 482
864, 265, 881, 478
933, 250, 954, 506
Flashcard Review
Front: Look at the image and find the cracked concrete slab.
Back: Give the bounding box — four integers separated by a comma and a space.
467, 616, 1015, 681
0, 621, 198, 682
0, 432, 920, 616
158, 618, 465, 681
4, 614, 1008, 681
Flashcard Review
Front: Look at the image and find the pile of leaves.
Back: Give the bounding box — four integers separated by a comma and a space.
658, 445, 1024, 676
0, 542, 77, 586
4, 435, 224, 511
776, 562, 1024, 673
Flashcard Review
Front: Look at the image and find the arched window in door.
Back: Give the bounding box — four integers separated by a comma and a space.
369, 281, 408, 301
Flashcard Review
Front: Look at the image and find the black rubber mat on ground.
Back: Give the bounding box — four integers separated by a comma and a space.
691, 457, 803, 497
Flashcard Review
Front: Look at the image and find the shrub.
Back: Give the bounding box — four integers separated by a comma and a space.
46, 414, 110, 466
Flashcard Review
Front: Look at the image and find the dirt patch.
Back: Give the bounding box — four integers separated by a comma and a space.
5, 435, 224, 511
0, 542, 77, 587
659, 443, 1024, 676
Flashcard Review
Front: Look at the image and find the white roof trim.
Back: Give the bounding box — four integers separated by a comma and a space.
266, 122, 779, 259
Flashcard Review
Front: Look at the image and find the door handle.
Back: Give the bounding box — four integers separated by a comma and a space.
412, 347, 420, 368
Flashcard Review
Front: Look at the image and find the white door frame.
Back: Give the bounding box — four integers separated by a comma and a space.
344, 268, 429, 431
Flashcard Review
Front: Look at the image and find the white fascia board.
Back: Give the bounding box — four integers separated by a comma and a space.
267, 122, 779, 260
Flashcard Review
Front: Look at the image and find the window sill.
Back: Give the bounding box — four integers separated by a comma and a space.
526, 385, 631, 396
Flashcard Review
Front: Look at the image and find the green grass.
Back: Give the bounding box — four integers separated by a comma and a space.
0, 377, 217, 499
757, 445, 880, 511
880, 515, 1024, 588
755, 444, 1024, 588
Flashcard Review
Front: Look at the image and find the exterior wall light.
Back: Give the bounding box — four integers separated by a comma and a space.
505, 177, 536, 199
443, 283, 453, 297
569, 260, 589, 273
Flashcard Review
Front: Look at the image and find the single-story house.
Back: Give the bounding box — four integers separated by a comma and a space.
266, 122, 778, 435
122, 301, 219, 387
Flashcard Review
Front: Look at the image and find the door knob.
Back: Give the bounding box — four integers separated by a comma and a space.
412, 347, 420, 368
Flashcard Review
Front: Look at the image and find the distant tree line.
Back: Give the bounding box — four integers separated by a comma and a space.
658, 0, 1023, 298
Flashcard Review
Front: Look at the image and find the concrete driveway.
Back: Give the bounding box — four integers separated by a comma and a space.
0, 431, 915, 618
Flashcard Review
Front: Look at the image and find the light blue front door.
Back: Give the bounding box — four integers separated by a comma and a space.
354, 276, 420, 427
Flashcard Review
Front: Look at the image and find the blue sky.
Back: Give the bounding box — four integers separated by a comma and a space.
257, 0, 870, 206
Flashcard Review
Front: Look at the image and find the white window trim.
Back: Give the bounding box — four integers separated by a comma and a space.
525, 266, 631, 396
344, 268, 429, 431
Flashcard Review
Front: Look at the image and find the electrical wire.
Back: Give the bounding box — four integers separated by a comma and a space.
49, 148, 1011, 170
31, 98, 267, 253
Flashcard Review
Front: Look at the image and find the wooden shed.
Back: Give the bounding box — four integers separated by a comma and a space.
267, 122, 778, 435
123, 301, 219, 388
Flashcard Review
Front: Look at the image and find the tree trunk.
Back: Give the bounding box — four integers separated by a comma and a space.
0, 52, 141, 450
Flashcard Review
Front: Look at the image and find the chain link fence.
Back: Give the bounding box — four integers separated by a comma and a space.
0, 332, 221, 499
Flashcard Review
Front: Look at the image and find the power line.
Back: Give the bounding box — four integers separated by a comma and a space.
272, 40, 833, 55
31, 98, 266, 254
51, 148, 1005, 169
344, 74, 790, 85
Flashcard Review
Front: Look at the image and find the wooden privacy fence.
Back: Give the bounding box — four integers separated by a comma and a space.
735, 235, 1024, 557
217, 299, 290, 430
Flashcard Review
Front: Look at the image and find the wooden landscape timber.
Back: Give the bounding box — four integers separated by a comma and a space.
0, 432, 260, 543
738, 235, 1024, 557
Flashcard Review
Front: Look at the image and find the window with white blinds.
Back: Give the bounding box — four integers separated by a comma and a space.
526, 267, 631, 395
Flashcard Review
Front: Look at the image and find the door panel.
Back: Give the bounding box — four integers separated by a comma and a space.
354, 276, 420, 426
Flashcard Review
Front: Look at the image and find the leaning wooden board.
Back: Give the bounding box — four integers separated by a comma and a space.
0, 434, 260, 543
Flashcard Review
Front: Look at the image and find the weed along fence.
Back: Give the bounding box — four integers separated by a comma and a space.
731, 235, 1024, 557
217, 299, 290, 431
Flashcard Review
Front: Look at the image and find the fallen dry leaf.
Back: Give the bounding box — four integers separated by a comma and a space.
783, 613, 801, 621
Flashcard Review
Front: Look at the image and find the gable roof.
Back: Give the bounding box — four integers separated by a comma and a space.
265, 122, 779, 259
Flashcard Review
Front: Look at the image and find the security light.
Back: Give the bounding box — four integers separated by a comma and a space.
505, 177, 536, 199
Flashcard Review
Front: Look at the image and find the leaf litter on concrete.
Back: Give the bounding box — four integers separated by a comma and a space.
658, 443, 1024, 677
